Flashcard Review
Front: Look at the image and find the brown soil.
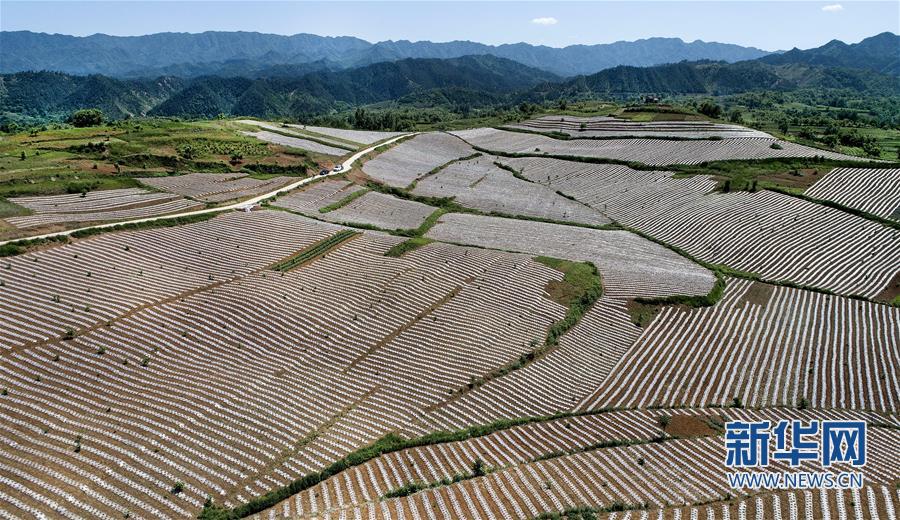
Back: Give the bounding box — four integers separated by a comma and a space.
874, 272, 900, 304
664, 415, 717, 438
65, 159, 120, 174
625, 300, 663, 328
543, 279, 581, 307
759, 168, 823, 189
739, 281, 775, 307
345, 167, 370, 185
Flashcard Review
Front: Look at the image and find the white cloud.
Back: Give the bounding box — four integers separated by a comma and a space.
531, 17, 558, 26
821, 4, 844, 12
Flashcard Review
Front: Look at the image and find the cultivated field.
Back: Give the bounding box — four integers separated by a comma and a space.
140, 173, 296, 203
324, 191, 437, 231
508, 115, 773, 139
452, 128, 863, 165
412, 296, 643, 432
805, 167, 900, 220
361, 133, 474, 187
0, 212, 599, 518
240, 130, 350, 156
410, 156, 610, 225
287, 125, 405, 146
425, 212, 716, 298
254, 412, 899, 519
2, 188, 203, 229
1, 117, 898, 520
271, 179, 365, 215
623, 189, 899, 297
497, 156, 717, 220
581, 279, 900, 412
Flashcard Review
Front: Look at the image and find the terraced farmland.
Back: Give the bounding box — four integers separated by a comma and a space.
3, 188, 203, 229
240, 130, 350, 156
287, 125, 405, 146
361, 133, 474, 187
410, 155, 610, 225
581, 279, 900, 412
805, 167, 900, 220
508, 115, 773, 139
323, 191, 437, 231
413, 296, 643, 432
0, 214, 595, 518
1, 119, 898, 520
254, 413, 899, 519
140, 173, 295, 203
497, 156, 717, 220
271, 179, 366, 215
426, 212, 716, 298
624, 189, 899, 297
452, 128, 863, 165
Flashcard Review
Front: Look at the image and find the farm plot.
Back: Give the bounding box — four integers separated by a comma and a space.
265, 427, 899, 520
140, 172, 295, 203
0, 230, 579, 517
412, 296, 643, 433
410, 156, 610, 226
0, 210, 339, 350
271, 179, 365, 215
508, 115, 773, 139
805, 167, 900, 220
580, 279, 900, 412
601, 485, 900, 520
235, 120, 357, 150
324, 191, 437, 231
426, 213, 716, 298
240, 130, 349, 156
362, 132, 474, 187
287, 124, 405, 146
452, 128, 863, 165
625, 189, 900, 297
3, 188, 203, 229
497, 156, 717, 221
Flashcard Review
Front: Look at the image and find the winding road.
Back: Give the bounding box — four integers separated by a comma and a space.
0, 133, 414, 247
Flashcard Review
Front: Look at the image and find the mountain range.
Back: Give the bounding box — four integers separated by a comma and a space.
0, 30, 773, 78
1, 32, 897, 124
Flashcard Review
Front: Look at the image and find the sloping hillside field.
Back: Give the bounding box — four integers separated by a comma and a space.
0, 119, 898, 520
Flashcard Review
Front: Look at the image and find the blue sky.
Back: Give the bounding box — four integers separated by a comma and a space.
1, 1, 897, 51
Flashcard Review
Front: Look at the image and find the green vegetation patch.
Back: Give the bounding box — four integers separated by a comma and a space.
382, 460, 488, 500
384, 237, 433, 257
271, 230, 358, 271
535, 256, 598, 307
318, 188, 369, 213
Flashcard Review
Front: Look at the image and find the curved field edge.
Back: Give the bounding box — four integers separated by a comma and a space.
197, 408, 895, 519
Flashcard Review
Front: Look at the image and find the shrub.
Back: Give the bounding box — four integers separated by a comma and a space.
658, 415, 671, 429
171, 481, 185, 494
69, 109, 104, 128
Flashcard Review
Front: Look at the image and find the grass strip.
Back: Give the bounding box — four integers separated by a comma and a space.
318, 188, 369, 213
384, 237, 433, 257
406, 152, 482, 190
271, 230, 357, 272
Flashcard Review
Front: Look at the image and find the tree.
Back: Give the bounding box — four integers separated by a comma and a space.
777, 120, 790, 135
69, 109, 104, 128
697, 101, 722, 119
728, 109, 743, 124
861, 140, 881, 158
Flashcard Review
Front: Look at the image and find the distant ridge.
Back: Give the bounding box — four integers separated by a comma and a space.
0, 30, 772, 77
758, 32, 900, 76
